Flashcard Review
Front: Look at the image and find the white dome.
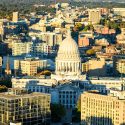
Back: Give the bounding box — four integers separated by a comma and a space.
57, 32, 80, 60
56, 31, 81, 76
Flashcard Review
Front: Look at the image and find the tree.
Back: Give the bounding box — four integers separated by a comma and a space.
86, 49, 95, 56
77, 95, 81, 112
0, 78, 12, 88
0, 85, 7, 92
37, 70, 51, 76
51, 104, 66, 122
72, 96, 81, 122
75, 23, 84, 31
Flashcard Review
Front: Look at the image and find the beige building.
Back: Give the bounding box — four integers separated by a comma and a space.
113, 8, 125, 16
88, 9, 101, 24
81, 91, 125, 125
29, 23, 46, 32
95, 38, 109, 46
0, 21, 4, 36
12, 12, 18, 22
0, 88, 51, 125
14, 57, 47, 76
82, 58, 106, 77
113, 55, 125, 76
116, 59, 125, 75
116, 28, 125, 44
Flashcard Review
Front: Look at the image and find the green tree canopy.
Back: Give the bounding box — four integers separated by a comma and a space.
51, 104, 66, 122
86, 49, 95, 56
0, 85, 7, 92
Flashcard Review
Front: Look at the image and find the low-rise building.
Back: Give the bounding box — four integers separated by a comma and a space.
12, 76, 57, 92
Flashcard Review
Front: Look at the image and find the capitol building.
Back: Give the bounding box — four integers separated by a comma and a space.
51, 31, 86, 81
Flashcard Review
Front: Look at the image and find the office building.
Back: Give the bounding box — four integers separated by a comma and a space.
81, 90, 125, 125
12, 39, 50, 57
14, 57, 47, 76
88, 9, 101, 24
0, 88, 51, 125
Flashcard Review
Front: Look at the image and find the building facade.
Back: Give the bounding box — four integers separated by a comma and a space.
81, 91, 125, 125
12, 77, 57, 93
12, 40, 50, 57
88, 9, 101, 24
51, 31, 86, 81
14, 57, 47, 76
51, 84, 81, 109
0, 88, 51, 125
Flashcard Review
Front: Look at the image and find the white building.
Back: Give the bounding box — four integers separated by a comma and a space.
51, 31, 86, 81
12, 77, 57, 93
90, 77, 124, 93
51, 83, 81, 109
12, 38, 50, 57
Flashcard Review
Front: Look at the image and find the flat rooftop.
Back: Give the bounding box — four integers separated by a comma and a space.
0, 92, 50, 100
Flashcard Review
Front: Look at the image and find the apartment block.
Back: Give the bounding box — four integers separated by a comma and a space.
14, 57, 47, 76
0, 88, 51, 125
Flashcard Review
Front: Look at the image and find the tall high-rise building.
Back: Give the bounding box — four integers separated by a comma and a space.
81, 91, 125, 125
88, 9, 101, 24
12, 12, 18, 22
0, 88, 51, 125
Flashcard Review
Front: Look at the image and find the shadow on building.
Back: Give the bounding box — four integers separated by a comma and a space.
81, 116, 113, 125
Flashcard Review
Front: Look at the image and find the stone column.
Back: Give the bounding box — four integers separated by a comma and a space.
74, 62, 76, 72
75, 62, 77, 73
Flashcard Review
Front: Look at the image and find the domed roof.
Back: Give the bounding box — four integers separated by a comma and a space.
57, 31, 80, 60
